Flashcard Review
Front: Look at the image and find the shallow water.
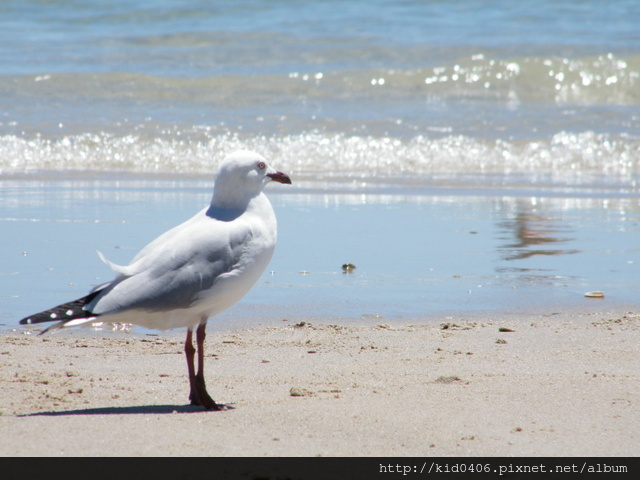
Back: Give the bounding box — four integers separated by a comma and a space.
1, 1, 639, 331
1, 176, 638, 332
1, 1, 639, 185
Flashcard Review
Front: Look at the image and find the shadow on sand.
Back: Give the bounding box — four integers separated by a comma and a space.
19, 403, 235, 416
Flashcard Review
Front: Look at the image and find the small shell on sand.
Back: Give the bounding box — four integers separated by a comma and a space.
584, 291, 605, 298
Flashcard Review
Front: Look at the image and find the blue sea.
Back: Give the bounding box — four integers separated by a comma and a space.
1, 0, 639, 331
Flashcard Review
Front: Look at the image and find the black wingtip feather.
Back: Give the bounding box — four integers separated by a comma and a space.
19, 290, 103, 326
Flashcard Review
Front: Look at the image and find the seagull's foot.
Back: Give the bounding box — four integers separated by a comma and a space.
189, 376, 222, 411
190, 393, 221, 411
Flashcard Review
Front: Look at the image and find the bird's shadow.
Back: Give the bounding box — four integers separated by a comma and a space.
19, 403, 235, 417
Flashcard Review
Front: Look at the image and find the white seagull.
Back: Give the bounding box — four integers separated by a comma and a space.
19, 150, 292, 410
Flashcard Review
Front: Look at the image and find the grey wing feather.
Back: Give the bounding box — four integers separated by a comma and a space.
88, 215, 252, 315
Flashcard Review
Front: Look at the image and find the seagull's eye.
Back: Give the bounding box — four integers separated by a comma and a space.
258, 161, 266, 170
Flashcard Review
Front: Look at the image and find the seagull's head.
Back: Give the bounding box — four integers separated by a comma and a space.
213, 150, 291, 206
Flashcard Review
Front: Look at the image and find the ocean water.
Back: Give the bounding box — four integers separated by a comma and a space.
1, 0, 639, 331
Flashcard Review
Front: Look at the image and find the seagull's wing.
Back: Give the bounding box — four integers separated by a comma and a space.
88, 211, 253, 316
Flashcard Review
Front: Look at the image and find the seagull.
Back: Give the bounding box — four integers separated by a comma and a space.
19, 150, 292, 410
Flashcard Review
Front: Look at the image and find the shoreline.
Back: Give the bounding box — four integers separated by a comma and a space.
2, 175, 639, 331
1, 309, 638, 456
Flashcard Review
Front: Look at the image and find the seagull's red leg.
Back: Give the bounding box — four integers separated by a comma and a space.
185, 327, 200, 405
195, 320, 221, 410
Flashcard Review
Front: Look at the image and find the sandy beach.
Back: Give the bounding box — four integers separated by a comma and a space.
1, 308, 638, 457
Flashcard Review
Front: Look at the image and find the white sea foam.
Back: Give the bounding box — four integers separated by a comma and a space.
1, 130, 637, 189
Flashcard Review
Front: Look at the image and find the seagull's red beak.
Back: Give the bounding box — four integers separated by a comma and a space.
267, 171, 292, 184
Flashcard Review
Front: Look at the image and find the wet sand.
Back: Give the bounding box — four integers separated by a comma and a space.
1, 309, 638, 457
2, 177, 639, 331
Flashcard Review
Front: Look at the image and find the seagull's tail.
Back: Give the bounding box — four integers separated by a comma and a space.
19, 290, 103, 335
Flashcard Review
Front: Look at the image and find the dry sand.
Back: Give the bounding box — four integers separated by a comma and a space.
0, 309, 638, 457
